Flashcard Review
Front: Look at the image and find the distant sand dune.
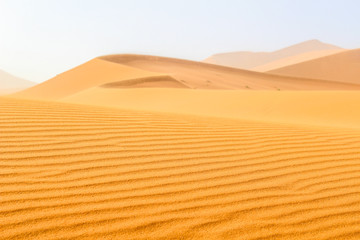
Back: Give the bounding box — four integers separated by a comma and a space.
252, 49, 344, 72
203, 39, 342, 70
268, 49, 360, 84
1, 96, 360, 240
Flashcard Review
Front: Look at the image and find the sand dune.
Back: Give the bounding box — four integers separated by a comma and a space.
0, 69, 35, 94
97, 54, 360, 90
203, 39, 342, 70
100, 54, 358, 90
13, 53, 360, 101
100, 54, 360, 90
13, 58, 172, 100
1, 96, 360, 240
63, 88, 360, 129
252, 49, 344, 72
268, 49, 360, 84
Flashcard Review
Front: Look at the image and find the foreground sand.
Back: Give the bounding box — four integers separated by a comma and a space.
1, 96, 360, 240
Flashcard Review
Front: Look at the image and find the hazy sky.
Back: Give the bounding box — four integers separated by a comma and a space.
0, 0, 359, 83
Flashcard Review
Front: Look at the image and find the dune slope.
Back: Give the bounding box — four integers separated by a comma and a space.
1, 96, 360, 240
14, 58, 182, 100
268, 49, 360, 84
98, 54, 360, 90
203, 39, 342, 70
13, 54, 360, 101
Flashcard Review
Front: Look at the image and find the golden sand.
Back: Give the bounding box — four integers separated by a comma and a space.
63, 88, 360, 129
1, 96, 360, 240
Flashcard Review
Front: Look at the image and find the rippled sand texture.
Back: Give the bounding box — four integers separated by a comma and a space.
1, 97, 360, 240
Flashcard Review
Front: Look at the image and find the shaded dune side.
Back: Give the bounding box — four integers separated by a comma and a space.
1, 97, 360, 240
268, 49, 360, 84
100, 75, 190, 89
99, 54, 360, 90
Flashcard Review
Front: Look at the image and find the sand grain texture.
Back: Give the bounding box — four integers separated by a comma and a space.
1, 97, 360, 240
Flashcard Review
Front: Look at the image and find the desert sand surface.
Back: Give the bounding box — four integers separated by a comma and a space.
1, 96, 360, 240
203, 39, 342, 70
63, 88, 360, 129
3, 39, 360, 240
0, 69, 35, 95
268, 49, 360, 84
13, 54, 360, 101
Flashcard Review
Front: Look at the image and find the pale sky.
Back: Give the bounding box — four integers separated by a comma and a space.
0, 0, 359, 83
